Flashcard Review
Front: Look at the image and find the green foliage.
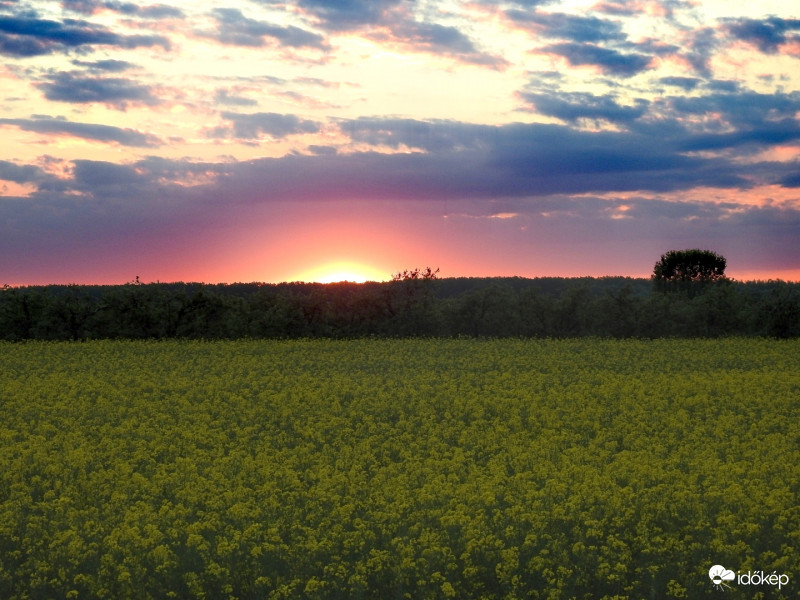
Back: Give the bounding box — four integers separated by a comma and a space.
652, 250, 727, 296
392, 267, 440, 281
2, 278, 798, 339
1, 339, 798, 599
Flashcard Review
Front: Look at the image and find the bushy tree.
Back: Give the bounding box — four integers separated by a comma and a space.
653, 249, 727, 296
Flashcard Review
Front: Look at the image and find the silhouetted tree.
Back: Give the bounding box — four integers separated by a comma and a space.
653, 249, 727, 296
758, 284, 800, 338
391, 267, 440, 281
386, 267, 440, 335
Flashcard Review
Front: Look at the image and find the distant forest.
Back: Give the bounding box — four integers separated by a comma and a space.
1, 276, 798, 340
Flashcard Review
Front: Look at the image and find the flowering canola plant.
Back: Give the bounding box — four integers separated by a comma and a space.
0, 338, 797, 599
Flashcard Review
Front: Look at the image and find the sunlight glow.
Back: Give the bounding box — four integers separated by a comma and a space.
292, 262, 389, 283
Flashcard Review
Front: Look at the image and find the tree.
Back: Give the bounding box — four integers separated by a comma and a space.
386, 267, 440, 335
652, 249, 727, 296
391, 267, 440, 281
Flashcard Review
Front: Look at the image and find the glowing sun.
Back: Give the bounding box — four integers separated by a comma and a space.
293, 262, 388, 283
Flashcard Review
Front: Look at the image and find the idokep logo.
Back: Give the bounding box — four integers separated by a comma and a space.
709, 564, 790, 592
709, 565, 735, 590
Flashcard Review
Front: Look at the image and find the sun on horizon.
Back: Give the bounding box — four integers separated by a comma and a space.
289, 262, 389, 284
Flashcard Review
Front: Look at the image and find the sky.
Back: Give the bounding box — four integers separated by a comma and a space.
1, 0, 799, 284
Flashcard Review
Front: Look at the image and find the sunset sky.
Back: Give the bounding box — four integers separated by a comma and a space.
1, 0, 799, 284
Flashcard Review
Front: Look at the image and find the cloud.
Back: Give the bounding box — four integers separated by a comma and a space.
540, 42, 653, 77
383, 20, 508, 68
504, 10, 625, 43
36, 71, 160, 108
61, 0, 185, 19
308, 145, 337, 155
3, 150, 798, 282
258, 0, 506, 67
71, 159, 143, 189
218, 111, 321, 140
679, 121, 800, 153
517, 91, 649, 124
8, 107, 796, 210
211, 121, 748, 199
473, 0, 556, 8
289, 0, 404, 31
725, 16, 800, 54
591, 0, 692, 19
208, 8, 327, 49
658, 76, 701, 90
663, 90, 800, 129
780, 172, 800, 188
681, 26, 718, 78
71, 58, 136, 72
0, 14, 170, 57
214, 89, 258, 107
342, 117, 493, 152
0, 160, 45, 184
331, 116, 800, 195
0, 115, 162, 146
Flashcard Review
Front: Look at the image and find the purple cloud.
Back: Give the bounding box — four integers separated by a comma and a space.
0, 14, 170, 56
505, 10, 625, 43
0, 115, 162, 146
541, 42, 653, 77
209, 8, 328, 49
218, 112, 321, 140
36, 71, 160, 109
725, 16, 800, 53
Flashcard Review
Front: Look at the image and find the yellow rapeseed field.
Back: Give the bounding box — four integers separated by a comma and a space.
1, 339, 797, 599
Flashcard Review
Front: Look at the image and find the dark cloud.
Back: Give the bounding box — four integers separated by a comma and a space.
342, 118, 492, 152
4, 112, 798, 281
665, 90, 800, 128
329, 117, 800, 196
540, 42, 653, 77
60, 0, 103, 13
725, 16, 800, 53
629, 89, 800, 157
0, 160, 45, 184
36, 71, 160, 108
209, 8, 327, 49
591, 0, 693, 19
255, 0, 505, 67
682, 27, 718, 78
505, 10, 625, 43
71, 159, 143, 188
473, 0, 556, 7
0, 14, 170, 57
130, 3, 185, 19
289, 0, 404, 31
71, 58, 135, 72
384, 20, 508, 68
780, 172, 800, 188
214, 89, 258, 107
658, 76, 701, 91
679, 120, 800, 153
484, 123, 728, 194
61, 0, 184, 19
308, 145, 337, 155
0, 115, 161, 146
5, 107, 796, 210
219, 111, 321, 139
517, 91, 649, 123
706, 79, 739, 93
289, 120, 753, 197
590, 1, 637, 17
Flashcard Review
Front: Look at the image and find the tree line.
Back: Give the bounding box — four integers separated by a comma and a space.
1, 275, 798, 340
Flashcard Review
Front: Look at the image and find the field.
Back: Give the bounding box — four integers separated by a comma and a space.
1, 338, 798, 599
